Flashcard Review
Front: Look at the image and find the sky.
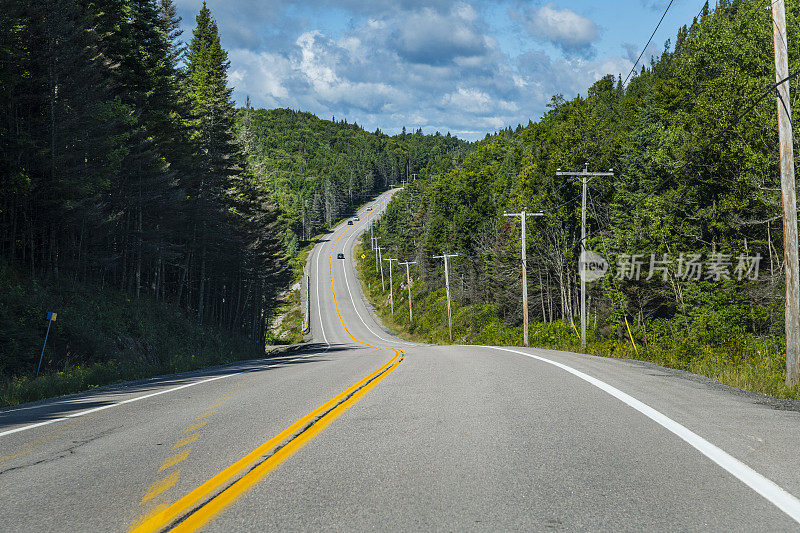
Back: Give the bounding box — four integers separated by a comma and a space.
173, 0, 708, 141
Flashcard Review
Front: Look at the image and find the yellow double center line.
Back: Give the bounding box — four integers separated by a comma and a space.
133, 196, 401, 532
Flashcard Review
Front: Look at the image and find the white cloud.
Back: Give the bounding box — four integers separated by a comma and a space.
622, 41, 662, 71
180, 0, 641, 140
228, 49, 291, 105
522, 3, 601, 56
516, 49, 633, 102
391, 4, 489, 66
442, 88, 518, 115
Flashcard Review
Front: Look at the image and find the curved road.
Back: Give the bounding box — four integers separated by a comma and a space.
2, 189, 800, 531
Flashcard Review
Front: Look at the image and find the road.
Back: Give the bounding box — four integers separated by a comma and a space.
2, 188, 800, 531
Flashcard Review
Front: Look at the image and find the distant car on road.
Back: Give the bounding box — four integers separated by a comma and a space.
337, 253, 345, 259
347, 220, 353, 225
366, 207, 372, 211
354, 216, 360, 221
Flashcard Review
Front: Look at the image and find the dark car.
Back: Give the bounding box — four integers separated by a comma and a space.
347, 220, 353, 225
337, 253, 345, 259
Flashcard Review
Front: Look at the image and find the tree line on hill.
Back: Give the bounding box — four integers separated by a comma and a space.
371, 0, 796, 361
235, 108, 470, 258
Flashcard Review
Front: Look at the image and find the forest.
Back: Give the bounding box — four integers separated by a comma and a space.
0, 0, 468, 402
236, 108, 470, 258
363, 0, 800, 397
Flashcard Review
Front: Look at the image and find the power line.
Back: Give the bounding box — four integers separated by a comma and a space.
623, 0, 675, 86
509, 1, 697, 218
565, 1, 719, 174
555, 3, 798, 218
704, 68, 800, 156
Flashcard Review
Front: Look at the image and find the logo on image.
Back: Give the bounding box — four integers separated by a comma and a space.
580, 251, 609, 282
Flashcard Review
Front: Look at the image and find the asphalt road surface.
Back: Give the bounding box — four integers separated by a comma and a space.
3, 188, 800, 531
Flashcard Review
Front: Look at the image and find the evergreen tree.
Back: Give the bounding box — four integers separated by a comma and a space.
158, 0, 186, 68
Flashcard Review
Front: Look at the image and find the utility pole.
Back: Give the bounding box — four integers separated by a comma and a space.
557, 165, 613, 350
383, 258, 398, 314
433, 253, 459, 342
372, 236, 380, 275
377, 246, 385, 290
399, 261, 417, 323
772, 0, 800, 386
504, 210, 544, 346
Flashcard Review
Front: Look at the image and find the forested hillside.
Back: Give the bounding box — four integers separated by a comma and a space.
236, 108, 469, 257
0, 0, 469, 403
364, 0, 800, 397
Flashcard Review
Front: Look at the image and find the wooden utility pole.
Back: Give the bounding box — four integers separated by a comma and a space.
504, 210, 544, 346
383, 258, 398, 314
557, 165, 613, 350
433, 253, 458, 342
772, 0, 800, 386
399, 260, 417, 323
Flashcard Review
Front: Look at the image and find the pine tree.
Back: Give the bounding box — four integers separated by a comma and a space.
184, 2, 247, 324
158, 0, 185, 68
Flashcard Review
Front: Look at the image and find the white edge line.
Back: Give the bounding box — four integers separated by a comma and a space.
314, 234, 331, 352
487, 346, 800, 525
0, 371, 241, 438
0, 354, 321, 439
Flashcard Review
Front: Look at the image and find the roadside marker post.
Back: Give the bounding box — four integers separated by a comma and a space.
37, 312, 57, 377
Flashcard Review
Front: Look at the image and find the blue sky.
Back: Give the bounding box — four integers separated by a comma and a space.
174, 1, 708, 140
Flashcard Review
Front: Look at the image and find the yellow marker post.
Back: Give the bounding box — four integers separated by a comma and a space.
624, 317, 639, 356
570, 319, 580, 339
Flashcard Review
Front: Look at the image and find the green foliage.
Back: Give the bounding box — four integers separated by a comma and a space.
0, 0, 288, 360
234, 107, 470, 250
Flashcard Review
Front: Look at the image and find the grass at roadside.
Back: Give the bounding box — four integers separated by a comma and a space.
267, 288, 304, 345
0, 263, 263, 408
355, 240, 799, 401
